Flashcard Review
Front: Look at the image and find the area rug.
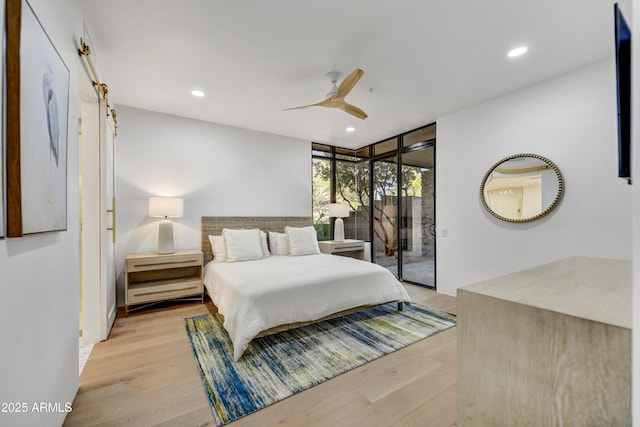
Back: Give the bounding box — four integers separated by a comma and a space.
185, 303, 456, 426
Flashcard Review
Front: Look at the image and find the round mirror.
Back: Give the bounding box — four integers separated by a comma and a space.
480, 154, 564, 223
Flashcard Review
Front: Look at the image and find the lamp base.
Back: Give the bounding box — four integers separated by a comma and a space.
334, 217, 345, 242
157, 219, 175, 254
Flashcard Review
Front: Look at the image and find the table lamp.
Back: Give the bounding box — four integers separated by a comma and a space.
148, 197, 183, 254
328, 203, 349, 242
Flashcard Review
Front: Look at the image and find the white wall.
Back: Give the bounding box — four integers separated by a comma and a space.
114, 106, 311, 304
0, 0, 83, 426
436, 59, 632, 296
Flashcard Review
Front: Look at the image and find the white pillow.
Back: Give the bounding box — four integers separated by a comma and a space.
222, 228, 264, 262
208, 235, 227, 263
260, 231, 270, 257
285, 226, 320, 256
268, 231, 289, 256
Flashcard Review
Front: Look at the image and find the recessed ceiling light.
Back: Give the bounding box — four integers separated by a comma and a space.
346, 127, 355, 132
191, 89, 205, 97
507, 46, 528, 58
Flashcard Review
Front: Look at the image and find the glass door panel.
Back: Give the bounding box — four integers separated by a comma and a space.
400, 147, 435, 287
373, 156, 399, 273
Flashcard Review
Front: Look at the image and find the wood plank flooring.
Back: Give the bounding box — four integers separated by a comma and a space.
64, 284, 457, 427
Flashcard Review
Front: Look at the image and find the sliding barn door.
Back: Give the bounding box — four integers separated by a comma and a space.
80, 90, 116, 343
100, 98, 117, 340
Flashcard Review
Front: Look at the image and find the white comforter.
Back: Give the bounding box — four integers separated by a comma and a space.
204, 254, 412, 361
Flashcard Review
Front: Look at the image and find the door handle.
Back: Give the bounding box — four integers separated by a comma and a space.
107, 197, 116, 243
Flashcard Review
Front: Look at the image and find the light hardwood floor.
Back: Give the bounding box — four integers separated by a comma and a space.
64, 284, 457, 427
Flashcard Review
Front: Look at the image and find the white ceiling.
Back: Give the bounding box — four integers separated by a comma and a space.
80, 0, 617, 149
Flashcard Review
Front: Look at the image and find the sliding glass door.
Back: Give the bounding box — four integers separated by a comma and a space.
399, 146, 435, 286
371, 126, 435, 288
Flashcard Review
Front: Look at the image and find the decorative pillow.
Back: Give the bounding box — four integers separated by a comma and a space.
285, 226, 320, 256
222, 228, 264, 262
208, 235, 227, 263
268, 231, 289, 256
260, 231, 270, 257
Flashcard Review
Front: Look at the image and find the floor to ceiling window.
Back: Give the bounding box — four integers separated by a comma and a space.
335, 147, 370, 242
311, 123, 436, 288
371, 139, 399, 270
312, 144, 371, 242
312, 145, 331, 240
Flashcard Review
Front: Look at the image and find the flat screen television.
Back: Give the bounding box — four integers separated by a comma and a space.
614, 3, 632, 184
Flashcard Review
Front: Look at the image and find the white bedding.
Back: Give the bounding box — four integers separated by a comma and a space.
203, 254, 412, 361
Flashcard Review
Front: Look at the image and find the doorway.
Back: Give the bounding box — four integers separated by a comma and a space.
399, 146, 435, 286
371, 126, 436, 288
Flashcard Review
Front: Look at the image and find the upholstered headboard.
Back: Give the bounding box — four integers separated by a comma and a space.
201, 216, 313, 264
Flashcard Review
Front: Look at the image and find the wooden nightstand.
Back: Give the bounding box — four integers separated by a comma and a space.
125, 250, 203, 313
318, 239, 365, 260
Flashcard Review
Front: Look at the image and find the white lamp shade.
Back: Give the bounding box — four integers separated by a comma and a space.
328, 203, 349, 218
149, 197, 184, 218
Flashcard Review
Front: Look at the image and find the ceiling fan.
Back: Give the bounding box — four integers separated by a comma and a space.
284, 68, 368, 120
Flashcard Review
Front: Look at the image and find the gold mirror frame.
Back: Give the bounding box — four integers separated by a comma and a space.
480, 153, 565, 223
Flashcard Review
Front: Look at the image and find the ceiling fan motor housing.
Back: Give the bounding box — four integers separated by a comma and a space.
325, 71, 340, 98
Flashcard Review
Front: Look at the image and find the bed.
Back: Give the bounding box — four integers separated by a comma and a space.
201, 216, 413, 361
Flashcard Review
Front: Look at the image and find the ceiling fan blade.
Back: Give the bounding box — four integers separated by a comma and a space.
342, 102, 368, 120
335, 68, 364, 99
283, 104, 312, 111
283, 98, 332, 111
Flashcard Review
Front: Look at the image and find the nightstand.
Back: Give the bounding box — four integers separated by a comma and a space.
318, 239, 365, 260
125, 250, 203, 313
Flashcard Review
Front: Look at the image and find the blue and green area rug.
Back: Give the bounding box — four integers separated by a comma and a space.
185, 303, 456, 426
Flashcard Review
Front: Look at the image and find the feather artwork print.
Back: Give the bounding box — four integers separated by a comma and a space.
42, 66, 59, 167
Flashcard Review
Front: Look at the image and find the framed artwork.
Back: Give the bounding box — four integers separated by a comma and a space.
0, 0, 5, 238
6, 0, 69, 236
